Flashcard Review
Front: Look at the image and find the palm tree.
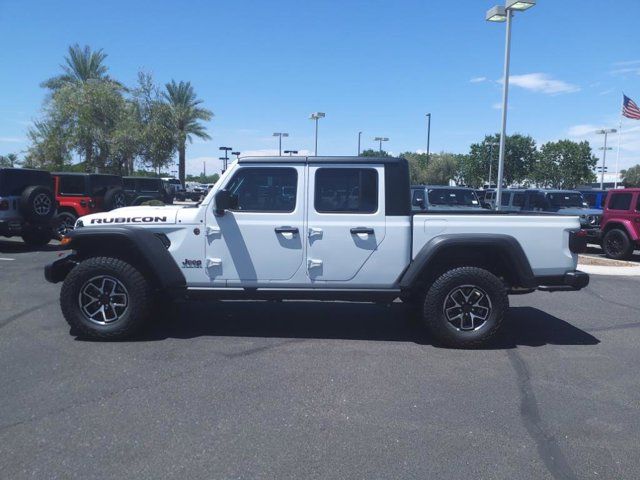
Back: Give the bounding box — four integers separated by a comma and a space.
163, 80, 213, 184
41, 44, 118, 90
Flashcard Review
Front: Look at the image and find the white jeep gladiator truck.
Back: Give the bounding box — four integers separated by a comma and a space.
45, 156, 589, 347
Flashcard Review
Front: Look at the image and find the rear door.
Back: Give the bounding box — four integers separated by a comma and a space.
306, 165, 386, 282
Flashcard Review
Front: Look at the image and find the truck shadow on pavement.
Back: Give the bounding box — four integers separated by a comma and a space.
127, 302, 600, 350
0, 239, 59, 254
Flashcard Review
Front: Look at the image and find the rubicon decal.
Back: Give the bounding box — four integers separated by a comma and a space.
90, 216, 168, 224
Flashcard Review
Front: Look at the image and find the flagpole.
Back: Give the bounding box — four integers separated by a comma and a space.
614, 116, 622, 189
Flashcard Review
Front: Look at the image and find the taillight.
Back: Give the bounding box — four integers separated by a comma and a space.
0, 199, 8, 210
569, 230, 588, 254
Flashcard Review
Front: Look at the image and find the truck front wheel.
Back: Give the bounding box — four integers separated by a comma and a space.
60, 256, 153, 340
423, 267, 508, 348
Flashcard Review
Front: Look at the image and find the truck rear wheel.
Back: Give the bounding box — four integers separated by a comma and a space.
60, 256, 153, 340
422, 267, 507, 348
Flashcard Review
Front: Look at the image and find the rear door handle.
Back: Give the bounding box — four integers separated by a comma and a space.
350, 227, 374, 235
275, 226, 299, 234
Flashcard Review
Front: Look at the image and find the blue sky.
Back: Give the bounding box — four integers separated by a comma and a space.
1, 0, 640, 175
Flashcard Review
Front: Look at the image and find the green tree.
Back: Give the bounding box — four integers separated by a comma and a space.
621, 164, 640, 187
163, 80, 213, 185
467, 134, 537, 187
399, 151, 429, 184
423, 153, 463, 185
360, 148, 391, 158
531, 140, 597, 188
41, 44, 119, 90
24, 119, 71, 170
0, 153, 19, 167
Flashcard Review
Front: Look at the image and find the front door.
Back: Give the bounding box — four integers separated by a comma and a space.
306, 165, 386, 283
205, 164, 306, 284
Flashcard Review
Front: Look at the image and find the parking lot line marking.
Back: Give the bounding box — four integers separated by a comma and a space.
0, 258, 15, 261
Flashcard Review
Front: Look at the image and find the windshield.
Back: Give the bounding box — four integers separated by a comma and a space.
427, 188, 480, 207
547, 192, 586, 208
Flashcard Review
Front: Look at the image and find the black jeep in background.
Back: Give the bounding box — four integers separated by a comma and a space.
123, 177, 172, 205
0, 168, 56, 246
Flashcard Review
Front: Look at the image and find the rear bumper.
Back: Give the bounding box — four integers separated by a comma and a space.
536, 270, 590, 292
44, 254, 78, 283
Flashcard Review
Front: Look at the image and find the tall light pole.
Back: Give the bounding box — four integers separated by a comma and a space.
232, 151, 241, 161
358, 131, 362, 155
486, 0, 536, 210
309, 112, 325, 156
273, 132, 289, 156
596, 128, 616, 189
374, 137, 389, 154
425, 113, 431, 162
487, 142, 500, 188
219, 146, 232, 172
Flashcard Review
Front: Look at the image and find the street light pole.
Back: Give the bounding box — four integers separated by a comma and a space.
219, 146, 232, 173
486, 0, 536, 210
425, 113, 431, 161
284, 150, 299, 157
309, 112, 325, 156
596, 128, 617, 189
358, 131, 362, 155
273, 133, 289, 156
232, 151, 240, 161
487, 142, 499, 188
374, 137, 389, 154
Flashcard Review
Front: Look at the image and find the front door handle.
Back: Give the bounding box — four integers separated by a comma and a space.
275, 226, 299, 235
350, 227, 374, 235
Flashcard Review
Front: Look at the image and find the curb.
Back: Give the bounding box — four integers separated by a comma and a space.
578, 264, 640, 276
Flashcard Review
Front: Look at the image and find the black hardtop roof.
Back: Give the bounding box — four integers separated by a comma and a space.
0, 167, 51, 175
238, 155, 405, 165
411, 185, 475, 190
123, 176, 163, 180
53, 172, 120, 178
525, 188, 581, 194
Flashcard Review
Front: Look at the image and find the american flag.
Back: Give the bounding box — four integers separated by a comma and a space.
623, 94, 640, 120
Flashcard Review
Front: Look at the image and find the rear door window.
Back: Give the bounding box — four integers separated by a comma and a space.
123, 178, 136, 191
512, 193, 525, 207
608, 193, 632, 211
315, 168, 378, 213
59, 176, 86, 195
139, 179, 160, 192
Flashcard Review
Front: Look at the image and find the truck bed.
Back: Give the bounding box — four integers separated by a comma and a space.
412, 213, 580, 277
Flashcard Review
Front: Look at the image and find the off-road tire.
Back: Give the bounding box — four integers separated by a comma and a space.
19, 185, 55, 223
103, 187, 127, 211
21, 227, 52, 247
53, 211, 77, 239
60, 256, 153, 340
423, 267, 508, 348
602, 228, 634, 260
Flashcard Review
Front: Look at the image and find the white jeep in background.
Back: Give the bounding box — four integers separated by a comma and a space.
45, 156, 589, 347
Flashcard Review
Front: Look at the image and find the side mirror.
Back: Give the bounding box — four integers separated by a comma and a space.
214, 189, 237, 216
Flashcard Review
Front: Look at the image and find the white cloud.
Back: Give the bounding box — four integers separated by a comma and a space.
0, 136, 26, 143
613, 60, 640, 67
470, 76, 487, 83
611, 67, 640, 76
500, 73, 580, 95
240, 149, 311, 157
567, 123, 640, 170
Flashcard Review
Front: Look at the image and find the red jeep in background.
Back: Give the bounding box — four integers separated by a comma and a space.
600, 188, 640, 259
53, 173, 126, 237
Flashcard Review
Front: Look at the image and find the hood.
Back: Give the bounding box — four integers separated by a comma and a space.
78, 205, 184, 227
554, 207, 602, 216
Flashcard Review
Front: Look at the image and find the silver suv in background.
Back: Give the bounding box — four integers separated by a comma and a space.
411, 185, 486, 212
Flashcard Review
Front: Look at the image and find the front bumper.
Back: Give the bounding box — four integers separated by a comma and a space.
582, 227, 601, 242
536, 270, 590, 292
0, 219, 24, 236
44, 254, 78, 283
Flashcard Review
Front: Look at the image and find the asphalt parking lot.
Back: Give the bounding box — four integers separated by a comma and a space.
1, 238, 640, 480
